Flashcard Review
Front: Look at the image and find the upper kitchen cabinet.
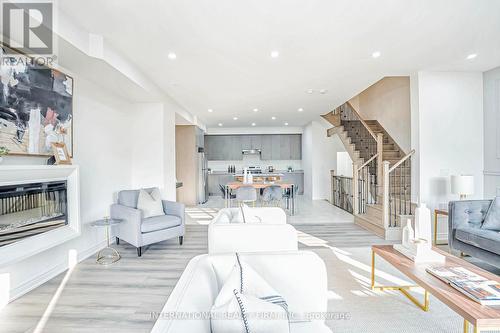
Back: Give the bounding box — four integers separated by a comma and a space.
261, 135, 273, 160
205, 134, 302, 161
290, 134, 302, 160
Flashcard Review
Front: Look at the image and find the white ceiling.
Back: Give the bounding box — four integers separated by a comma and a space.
59, 0, 500, 127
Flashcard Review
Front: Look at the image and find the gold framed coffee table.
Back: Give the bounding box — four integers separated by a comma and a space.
371, 245, 500, 333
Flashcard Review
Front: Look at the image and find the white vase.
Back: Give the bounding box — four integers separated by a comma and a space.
402, 218, 414, 248
415, 203, 432, 249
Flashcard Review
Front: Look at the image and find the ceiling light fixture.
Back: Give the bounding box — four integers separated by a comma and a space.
253, 108, 259, 112
271, 116, 276, 120
270, 50, 279, 58
251, 122, 256, 126
307, 89, 314, 94
466, 53, 477, 60
298, 108, 304, 112
372, 51, 381, 58
208, 109, 213, 113
319, 89, 327, 94
233, 117, 238, 120
218, 123, 223, 127
284, 122, 289, 126
167, 52, 177, 60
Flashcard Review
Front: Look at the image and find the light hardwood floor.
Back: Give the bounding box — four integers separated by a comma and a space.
0, 214, 386, 333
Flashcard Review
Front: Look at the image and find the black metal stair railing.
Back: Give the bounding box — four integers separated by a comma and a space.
331, 175, 353, 213
387, 151, 414, 227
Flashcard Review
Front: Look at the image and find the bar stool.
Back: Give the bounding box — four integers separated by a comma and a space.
236, 186, 258, 207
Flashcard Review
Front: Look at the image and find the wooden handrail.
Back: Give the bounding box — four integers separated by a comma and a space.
357, 153, 379, 171
388, 149, 415, 173
346, 101, 377, 140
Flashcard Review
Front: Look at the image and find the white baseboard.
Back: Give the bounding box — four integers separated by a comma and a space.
9, 238, 109, 303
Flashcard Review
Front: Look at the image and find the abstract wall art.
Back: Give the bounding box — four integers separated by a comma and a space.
0, 44, 73, 156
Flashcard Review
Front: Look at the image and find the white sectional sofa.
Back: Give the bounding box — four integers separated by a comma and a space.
150, 251, 332, 333
208, 207, 298, 254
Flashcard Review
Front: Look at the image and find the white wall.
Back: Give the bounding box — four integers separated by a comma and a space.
417, 71, 484, 240
354, 77, 411, 152
303, 120, 347, 200
483, 66, 500, 198
131, 103, 165, 190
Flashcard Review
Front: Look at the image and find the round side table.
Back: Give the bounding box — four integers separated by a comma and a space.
91, 217, 123, 265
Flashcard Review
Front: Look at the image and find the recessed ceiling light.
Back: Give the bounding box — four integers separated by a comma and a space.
284, 122, 289, 126
467, 53, 477, 60
253, 108, 259, 112
271, 116, 276, 120
218, 123, 223, 127
270, 50, 279, 58
168, 52, 177, 60
372, 51, 381, 58
307, 89, 314, 94
233, 117, 238, 120
319, 89, 328, 94
298, 108, 304, 112
251, 122, 256, 126
208, 109, 213, 113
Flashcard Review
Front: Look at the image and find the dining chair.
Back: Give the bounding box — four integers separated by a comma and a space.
262, 185, 283, 207
236, 186, 258, 207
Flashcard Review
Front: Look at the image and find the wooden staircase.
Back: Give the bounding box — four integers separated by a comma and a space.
323, 103, 415, 240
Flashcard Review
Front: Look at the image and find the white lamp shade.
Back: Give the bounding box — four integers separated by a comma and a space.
450, 175, 474, 195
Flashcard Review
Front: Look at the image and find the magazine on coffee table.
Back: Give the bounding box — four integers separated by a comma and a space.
426, 266, 500, 306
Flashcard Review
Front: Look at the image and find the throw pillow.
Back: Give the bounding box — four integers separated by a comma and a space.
137, 188, 165, 218
482, 197, 500, 231
240, 204, 262, 223
210, 290, 290, 333
210, 254, 290, 333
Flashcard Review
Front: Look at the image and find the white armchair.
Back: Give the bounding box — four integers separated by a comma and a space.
208, 207, 298, 254
151, 251, 332, 333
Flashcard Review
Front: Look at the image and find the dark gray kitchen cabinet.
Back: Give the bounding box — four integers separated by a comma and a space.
261, 135, 273, 160
279, 135, 291, 160
250, 135, 262, 150
241, 136, 252, 150
290, 134, 302, 160
230, 135, 242, 160
271, 135, 281, 160
205, 134, 302, 161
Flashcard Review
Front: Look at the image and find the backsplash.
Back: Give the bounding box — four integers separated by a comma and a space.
207, 154, 302, 172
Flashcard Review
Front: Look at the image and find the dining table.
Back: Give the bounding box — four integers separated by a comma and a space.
224, 181, 297, 215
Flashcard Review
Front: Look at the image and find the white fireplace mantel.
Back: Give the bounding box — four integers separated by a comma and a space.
0, 165, 80, 267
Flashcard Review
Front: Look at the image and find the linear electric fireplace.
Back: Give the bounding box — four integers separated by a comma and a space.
0, 181, 68, 247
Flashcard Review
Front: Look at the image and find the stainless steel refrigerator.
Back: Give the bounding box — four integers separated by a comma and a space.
197, 147, 208, 204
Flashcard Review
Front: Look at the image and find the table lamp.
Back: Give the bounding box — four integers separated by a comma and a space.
450, 175, 474, 200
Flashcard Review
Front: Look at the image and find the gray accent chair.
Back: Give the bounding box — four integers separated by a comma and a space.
448, 200, 500, 268
110, 188, 185, 257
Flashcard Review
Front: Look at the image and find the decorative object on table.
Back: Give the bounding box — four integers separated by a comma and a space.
0, 146, 9, 163
0, 44, 73, 156
50, 142, 72, 165
414, 203, 432, 247
110, 187, 185, 257
451, 175, 474, 200
287, 166, 293, 172
90, 217, 123, 265
394, 203, 445, 263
